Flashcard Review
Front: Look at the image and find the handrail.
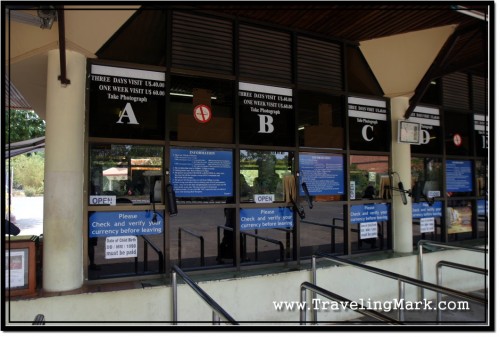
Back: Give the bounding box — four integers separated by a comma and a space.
417, 240, 487, 300
140, 235, 164, 273
217, 225, 285, 262
178, 228, 205, 267
312, 252, 486, 322
300, 282, 401, 325
171, 265, 238, 325
436, 260, 488, 321
301, 219, 339, 252
241, 231, 285, 262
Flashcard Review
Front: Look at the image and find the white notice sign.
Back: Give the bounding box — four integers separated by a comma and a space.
420, 217, 435, 233
360, 222, 378, 239
105, 236, 138, 259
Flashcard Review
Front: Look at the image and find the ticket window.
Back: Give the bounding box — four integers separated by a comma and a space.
87, 144, 165, 280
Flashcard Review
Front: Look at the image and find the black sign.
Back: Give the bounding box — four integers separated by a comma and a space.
474, 114, 488, 156
409, 106, 442, 154
238, 82, 294, 146
348, 96, 389, 151
89, 64, 165, 140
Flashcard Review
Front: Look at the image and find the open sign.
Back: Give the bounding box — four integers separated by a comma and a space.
90, 195, 116, 206
254, 194, 275, 203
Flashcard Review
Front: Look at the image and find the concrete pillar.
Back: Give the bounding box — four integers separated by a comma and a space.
43, 49, 86, 292
390, 97, 413, 253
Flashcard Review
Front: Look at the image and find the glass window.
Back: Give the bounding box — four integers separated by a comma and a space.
298, 91, 344, 148
299, 202, 344, 256
349, 155, 389, 200
171, 208, 230, 269
446, 200, 473, 240
89, 144, 164, 205
411, 158, 442, 202
476, 160, 486, 197
169, 75, 234, 143
239, 150, 294, 203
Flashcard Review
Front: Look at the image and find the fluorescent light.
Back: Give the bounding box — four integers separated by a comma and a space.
452, 5, 488, 21
170, 92, 217, 100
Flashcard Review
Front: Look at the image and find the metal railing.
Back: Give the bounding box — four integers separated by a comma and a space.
178, 227, 205, 267
417, 240, 487, 300
436, 260, 488, 321
217, 225, 285, 262
311, 252, 486, 322
301, 218, 385, 253
139, 235, 164, 273
300, 282, 401, 325
171, 265, 238, 325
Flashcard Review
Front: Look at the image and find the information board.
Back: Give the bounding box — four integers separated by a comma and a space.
299, 153, 344, 195
350, 204, 389, 223
240, 207, 293, 231
477, 199, 488, 216
170, 148, 233, 197
446, 160, 473, 192
89, 211, 163, 238
412, 201, 443, 219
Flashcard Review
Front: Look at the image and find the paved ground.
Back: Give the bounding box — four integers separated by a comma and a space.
9, 196, 44, 236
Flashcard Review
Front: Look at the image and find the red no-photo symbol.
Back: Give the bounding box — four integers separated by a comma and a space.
193, 104, 212, 123
453, 133, 462, 147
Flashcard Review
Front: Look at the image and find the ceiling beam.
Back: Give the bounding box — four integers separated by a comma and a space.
404, 21, 485, 119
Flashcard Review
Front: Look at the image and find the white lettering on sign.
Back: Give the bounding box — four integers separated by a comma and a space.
89, 195, 116, 206
362, 124, 374, 141
254, 194, 275, 203
116, 103, 139, 124
105, 236, 137, 259
258, 114, 274, 133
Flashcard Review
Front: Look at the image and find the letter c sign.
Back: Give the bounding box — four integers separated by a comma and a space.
362, 124, 374, 142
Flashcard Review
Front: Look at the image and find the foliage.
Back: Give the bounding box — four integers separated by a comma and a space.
6, 109, 45, 143
10, 153, 45, 195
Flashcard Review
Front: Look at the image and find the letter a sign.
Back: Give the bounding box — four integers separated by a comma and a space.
116, 103, 139, 125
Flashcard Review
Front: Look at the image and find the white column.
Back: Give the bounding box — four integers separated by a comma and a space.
43, 49, 86, 292
390, 97, 413, 253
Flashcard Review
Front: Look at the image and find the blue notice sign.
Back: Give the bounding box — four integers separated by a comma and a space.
412, 201, 443, 219
240, 207, 293, 231
299, 153, 344, 195
89, 211, 164, 237
170, 148, 233, 197
477, 199, 488, 216
446, 160, 473, 192
350, 204, 389, 223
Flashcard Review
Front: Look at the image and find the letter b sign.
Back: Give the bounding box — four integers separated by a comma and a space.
258, 114, 274, 134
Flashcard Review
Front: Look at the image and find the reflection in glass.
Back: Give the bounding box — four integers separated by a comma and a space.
89, 144, 163, 205
349, 155, 389, 200
240, 150, 293, 202
411, 158, 442, 201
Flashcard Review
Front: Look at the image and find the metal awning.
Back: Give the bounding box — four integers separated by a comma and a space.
5, 136, 45, 158
5, 76, 33, 111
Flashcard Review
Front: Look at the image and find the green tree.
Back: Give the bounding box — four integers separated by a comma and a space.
6, 109, 45, 143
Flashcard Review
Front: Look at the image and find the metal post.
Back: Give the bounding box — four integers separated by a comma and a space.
418, 242, 424, 300
212, 311, 221, 325
312, 255, 318, 324
172, 271, 177, 325
398, 279, 405, 321
436, 264, 443, 322
300, 286, 307, 325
